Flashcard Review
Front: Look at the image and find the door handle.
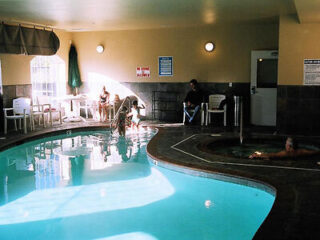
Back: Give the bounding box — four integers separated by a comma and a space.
251, 86, 257, 94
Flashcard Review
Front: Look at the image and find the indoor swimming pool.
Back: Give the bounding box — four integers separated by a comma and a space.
0, 129, 275, 240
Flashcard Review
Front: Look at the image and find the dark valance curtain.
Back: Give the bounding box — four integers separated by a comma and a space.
0, 23, 60, 55
68, 45, 82, 91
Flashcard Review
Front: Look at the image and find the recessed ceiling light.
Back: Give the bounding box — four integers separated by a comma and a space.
205, 42, 215, 52
96, 45, 104, 53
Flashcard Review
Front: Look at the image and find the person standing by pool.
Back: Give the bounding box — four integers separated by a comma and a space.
127, 100, 145, 130
99, 86, 110, 122
114, 106, 129, 136
184, 79, 204, 124
249, 137, 319, 160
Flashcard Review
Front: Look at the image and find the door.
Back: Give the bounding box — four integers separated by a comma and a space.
250, 50, 278, 126
0, 60, 2, 94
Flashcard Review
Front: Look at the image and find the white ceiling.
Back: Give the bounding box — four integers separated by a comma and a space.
0, 0, 316, 31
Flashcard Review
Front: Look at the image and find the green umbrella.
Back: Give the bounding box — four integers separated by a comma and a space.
68, 45, 82, 92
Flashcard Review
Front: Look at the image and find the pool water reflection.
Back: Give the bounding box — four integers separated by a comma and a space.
0, 129, 275, 240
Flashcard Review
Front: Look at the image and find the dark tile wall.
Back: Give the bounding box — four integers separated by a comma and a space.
277, 85, 320, 135
2, 84, 32, 108
3, 83, 319, 135
121, 82, 251, 125
1, 82, 251, 127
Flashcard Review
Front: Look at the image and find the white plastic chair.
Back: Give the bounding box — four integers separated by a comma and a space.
183, 102, 205, 125
37, 96, 63, 127
3, 97, 32, 134
30, 103, 45, 130
205, 94, 226, 126
79, 99, 99, 120
107, 103, 116, 121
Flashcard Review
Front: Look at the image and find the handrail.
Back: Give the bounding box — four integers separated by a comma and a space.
239, 96, 243, 144
110, 96, 131, 131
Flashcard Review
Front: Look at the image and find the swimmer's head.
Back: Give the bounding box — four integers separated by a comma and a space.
132, 100, 138, 106
286, 137, 298, 152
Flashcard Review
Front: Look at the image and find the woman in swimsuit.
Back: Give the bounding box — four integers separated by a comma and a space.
99, 86, 110, 122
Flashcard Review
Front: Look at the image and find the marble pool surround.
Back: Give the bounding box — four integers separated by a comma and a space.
1, 122, 320, 240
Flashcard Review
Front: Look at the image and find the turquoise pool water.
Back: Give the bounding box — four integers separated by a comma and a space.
0, 129, 275, 240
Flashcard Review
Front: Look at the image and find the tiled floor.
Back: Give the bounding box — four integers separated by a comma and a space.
1, 119, 320, 240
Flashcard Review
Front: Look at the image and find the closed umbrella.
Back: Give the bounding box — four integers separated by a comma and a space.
68, 45, 81, 95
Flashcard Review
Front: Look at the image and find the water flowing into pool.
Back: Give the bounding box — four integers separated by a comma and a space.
0, 129, 275, 240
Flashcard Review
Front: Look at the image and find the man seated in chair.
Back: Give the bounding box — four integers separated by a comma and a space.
184, 79, 204, 124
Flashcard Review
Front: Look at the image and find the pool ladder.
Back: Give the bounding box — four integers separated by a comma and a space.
110, 96, 132, 132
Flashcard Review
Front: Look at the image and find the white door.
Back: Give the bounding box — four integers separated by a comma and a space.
250, 50, 278, 126
0, 60, 2, 94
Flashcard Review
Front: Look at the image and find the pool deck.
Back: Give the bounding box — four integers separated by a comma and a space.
1, 120, 320, 240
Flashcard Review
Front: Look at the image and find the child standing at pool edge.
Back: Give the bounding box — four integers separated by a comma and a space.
127, 100, 145, 130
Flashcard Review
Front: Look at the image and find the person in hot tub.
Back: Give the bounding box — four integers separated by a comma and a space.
249, 137, 320, 160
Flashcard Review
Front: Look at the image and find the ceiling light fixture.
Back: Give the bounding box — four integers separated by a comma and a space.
96, 45, 104, 53
205, 42, 215, 52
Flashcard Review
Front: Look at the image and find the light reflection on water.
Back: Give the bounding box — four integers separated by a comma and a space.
0, 167, 175, 225
0, 128, 154, 191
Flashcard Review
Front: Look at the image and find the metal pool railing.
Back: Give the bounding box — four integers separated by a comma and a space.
110, 96, 131, 132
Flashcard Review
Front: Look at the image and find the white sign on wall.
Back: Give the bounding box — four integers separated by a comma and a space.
304, 59, 320, 85
136, 67, 150, 77
159, 56, 173, 76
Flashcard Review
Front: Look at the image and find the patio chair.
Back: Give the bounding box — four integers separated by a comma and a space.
107, 103, 116, 121
3, 97, 32, 134
205, 94, 226, 126
183, 102, 206, 125
79, 98, 98, 120
30, 103, 45, 130
37, 96, 63, 127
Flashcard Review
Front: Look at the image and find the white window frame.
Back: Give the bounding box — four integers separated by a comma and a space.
30, 56, 66, 103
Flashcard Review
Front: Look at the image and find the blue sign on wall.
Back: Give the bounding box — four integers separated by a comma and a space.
159, 56, 173, 76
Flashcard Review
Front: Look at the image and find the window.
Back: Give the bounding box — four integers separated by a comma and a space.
30, 56, 66, 103
256, 59, 278, 88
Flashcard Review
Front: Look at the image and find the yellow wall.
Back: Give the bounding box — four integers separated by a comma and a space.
0, 54, 33, 85
0, 23, 278, 86
73, 24, 278, 84
0, 29, 71, 85
278, 15, 320, 85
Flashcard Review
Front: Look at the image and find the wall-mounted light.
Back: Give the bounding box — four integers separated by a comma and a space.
205, 42, 215, 52
96, 45, 104, 53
